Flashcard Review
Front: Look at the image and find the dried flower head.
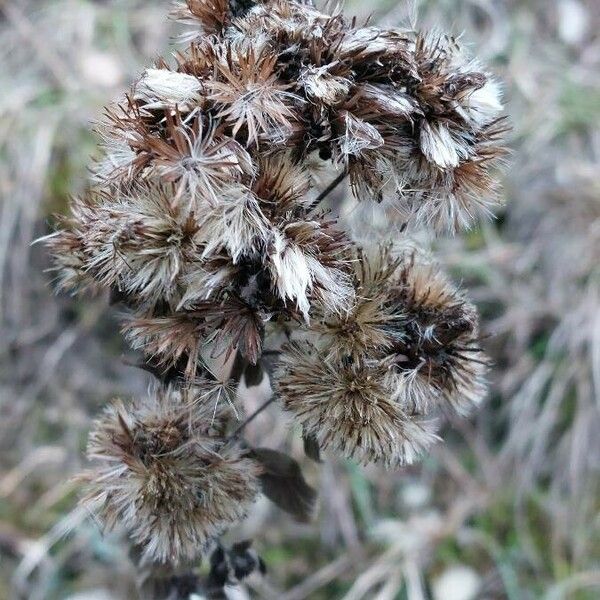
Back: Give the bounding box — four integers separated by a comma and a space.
276, 342, 438, 466
83, 388, 260, 564
317, 247, 488, 416
47, 183, 202, 306
385, 250, 488, 415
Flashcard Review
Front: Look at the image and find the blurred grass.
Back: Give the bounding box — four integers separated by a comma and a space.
1, 0, 599, 599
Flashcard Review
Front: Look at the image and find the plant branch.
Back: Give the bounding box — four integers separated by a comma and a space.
307, 170, 347, 213
227, 394, 278, 442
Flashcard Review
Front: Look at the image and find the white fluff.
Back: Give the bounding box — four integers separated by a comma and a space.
462, 78, 503, 126
361, 83, 419, 118
339, 27, 401, 55
134, 68, 202, 110
339, 112, 384, 157
200, 189, 269, 264
92, 137, 136, 182
420, 121, 464, 169
299, 64, 350, 105
269, 231, 313, 318
305, 256, 354, 315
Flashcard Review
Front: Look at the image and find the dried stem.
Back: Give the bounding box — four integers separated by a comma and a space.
307, 171, 347, 214
228, 394, 278, 442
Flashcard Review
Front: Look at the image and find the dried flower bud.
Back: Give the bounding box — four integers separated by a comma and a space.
48, 184, 202, 305
208, 48, 302, 147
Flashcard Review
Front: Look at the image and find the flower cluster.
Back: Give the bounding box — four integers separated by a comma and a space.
45, 0, 506, 570
277, 246, 487, 467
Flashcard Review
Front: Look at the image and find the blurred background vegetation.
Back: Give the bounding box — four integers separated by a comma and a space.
0, 0, 599, 598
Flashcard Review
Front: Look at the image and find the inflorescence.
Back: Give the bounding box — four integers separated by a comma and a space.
45, 0, 507, 568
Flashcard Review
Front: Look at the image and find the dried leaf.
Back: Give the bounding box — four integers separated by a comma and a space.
302, 431, 322, 463
250, 447, 316, 522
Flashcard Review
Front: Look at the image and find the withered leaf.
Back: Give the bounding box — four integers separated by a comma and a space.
250, 447, 316, 522
302, 431, 322, 463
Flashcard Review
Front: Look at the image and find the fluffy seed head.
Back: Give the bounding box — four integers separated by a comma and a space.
82, 388, 260, 564
54, 183, 202, 306
208, 48, 301, 147
316, 246, 488, 415
385, 251, 488, 415
315, 247, 403, 358
143, 115, 255, 207
276, 342, 438, 467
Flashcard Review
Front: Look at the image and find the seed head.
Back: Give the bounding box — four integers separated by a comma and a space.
385, 250, 488, 415
276, 342, 438, 467
82, 388, 260, 564
317, 246, 488, 415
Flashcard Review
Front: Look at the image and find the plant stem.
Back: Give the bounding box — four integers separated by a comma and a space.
228, 394, 278, 442
307, 170, 347, 213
